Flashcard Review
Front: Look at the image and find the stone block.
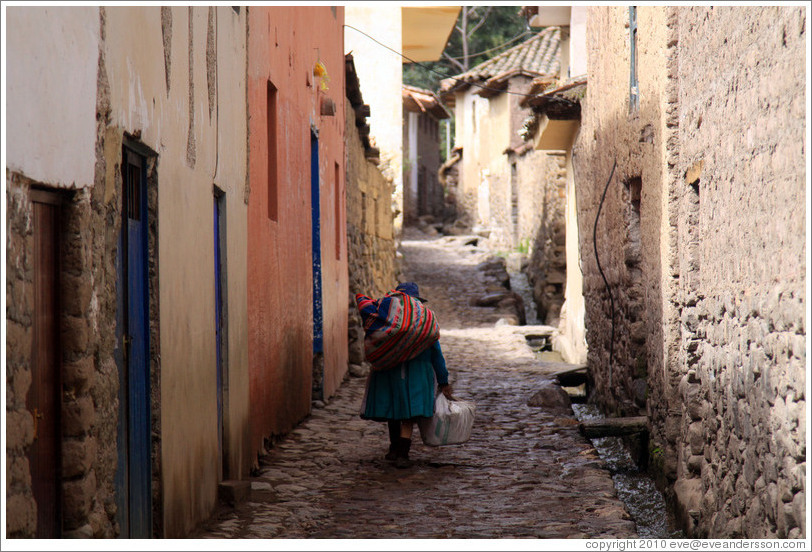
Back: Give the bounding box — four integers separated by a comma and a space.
62, 436, 96, 479
62, 315, 90, 358
527, 381, 572, 412
688, 421, 704, 456
218, 479, 251, 506
63, 470, 96, 529
63, 395, 96, 437
63, 524, 94, 538
61, 273, 93, 317
790, 491, 805, 534
6, 409, 34, 451
63, 356, 96, 394
6, 454, 32, 491
7, 363, 32, 410
5, 493, 36, 537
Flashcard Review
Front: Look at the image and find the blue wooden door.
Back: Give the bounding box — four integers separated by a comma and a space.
311, 131, 323, 354
213, 190, 225, 475
116, 146, 152, 538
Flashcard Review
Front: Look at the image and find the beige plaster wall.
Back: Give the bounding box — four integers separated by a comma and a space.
5, 7, 99, 188
104, 6, 249, 537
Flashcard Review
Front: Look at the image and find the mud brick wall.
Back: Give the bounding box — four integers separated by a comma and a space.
672, 6, 806, 538
346, 102, 397, 368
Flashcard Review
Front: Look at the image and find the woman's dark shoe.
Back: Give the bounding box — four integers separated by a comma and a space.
394, 437, 413, 469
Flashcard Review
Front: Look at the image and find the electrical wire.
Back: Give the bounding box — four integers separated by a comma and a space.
593, 159, 617, 388
344, 24, 543, 98
444, 30, 534, 62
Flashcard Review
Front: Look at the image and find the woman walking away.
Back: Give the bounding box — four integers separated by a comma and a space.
359, 282, 453, 468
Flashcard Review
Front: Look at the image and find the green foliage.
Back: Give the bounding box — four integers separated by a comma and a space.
402, 6, 531, 93
515, 238, 530, 255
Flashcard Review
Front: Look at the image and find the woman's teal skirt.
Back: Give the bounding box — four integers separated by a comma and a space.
360, 347, 438, 421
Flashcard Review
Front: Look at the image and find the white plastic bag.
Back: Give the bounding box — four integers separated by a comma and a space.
418, 393, 476, 446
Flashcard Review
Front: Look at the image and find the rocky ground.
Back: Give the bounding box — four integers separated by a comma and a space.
191, 226, 637, 540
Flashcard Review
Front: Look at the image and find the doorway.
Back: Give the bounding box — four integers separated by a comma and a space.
115, 145, 153, 538
213, 187, 229, 478
28, 189, 63, 537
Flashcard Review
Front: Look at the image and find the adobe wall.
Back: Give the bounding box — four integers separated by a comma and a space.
247, 6, 347, 452
103, 6, 252, 536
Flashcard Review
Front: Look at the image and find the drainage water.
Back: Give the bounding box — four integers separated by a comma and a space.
508, 271, 540, 325
572, 404, 684, 539
510, 269, 681, 537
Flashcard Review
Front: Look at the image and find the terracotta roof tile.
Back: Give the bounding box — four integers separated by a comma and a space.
440, 27, 560, 94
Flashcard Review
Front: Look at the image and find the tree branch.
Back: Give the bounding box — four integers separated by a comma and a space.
469, 7, 492, 36
443, 51, 466, 73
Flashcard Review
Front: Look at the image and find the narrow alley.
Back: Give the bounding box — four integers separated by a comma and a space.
192, 227, 637, 539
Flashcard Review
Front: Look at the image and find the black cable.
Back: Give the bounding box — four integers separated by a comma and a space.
344, 23, 542, 98
593, 159, 617, 388
445, 30, 533, 61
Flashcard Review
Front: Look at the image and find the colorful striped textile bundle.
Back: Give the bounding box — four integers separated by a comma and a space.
355, 290, 441, 371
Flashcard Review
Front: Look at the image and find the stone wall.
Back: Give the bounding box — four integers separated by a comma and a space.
6, 173, 37, 538
346, 102, 398, 372
672, 6, 806, 538
521, 151, 568, 326
575, 5, 806, 538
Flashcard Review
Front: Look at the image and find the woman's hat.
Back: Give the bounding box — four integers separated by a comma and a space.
395, 282, 428, 303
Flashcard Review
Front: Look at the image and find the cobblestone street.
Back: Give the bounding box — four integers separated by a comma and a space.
192, 229, 638, 540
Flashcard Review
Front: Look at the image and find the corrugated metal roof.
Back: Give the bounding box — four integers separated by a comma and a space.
440, 27, 560, 95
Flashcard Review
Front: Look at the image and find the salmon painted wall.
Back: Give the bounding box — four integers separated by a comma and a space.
247, 6, 347, 455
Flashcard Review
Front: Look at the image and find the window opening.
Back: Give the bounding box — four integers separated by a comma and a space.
267, 80, 278, 220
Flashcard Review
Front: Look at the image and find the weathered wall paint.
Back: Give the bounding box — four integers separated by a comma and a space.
6, 7, 99, 188
104, 6, 250, 537
247, 6, 347, 456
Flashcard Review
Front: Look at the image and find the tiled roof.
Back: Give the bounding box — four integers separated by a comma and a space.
440, 27, 560, 95
402, 85, 451, 119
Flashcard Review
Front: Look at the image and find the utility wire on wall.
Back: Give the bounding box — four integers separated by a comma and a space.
344, 24, 543, 98
593, 159, 617, 388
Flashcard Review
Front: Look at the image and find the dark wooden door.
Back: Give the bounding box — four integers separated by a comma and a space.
29, 190, 62, 538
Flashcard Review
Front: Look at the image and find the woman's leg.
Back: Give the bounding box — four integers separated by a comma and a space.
395, 419, 415, 468
399, 420, 414, 439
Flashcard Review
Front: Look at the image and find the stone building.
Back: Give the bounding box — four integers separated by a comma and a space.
440, 27, 567, 325
402, 85, 451, 225
6, 6, 252, 538
345, 54, 399, 374
570, 6, 806, 538
520, 6, 591, 366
